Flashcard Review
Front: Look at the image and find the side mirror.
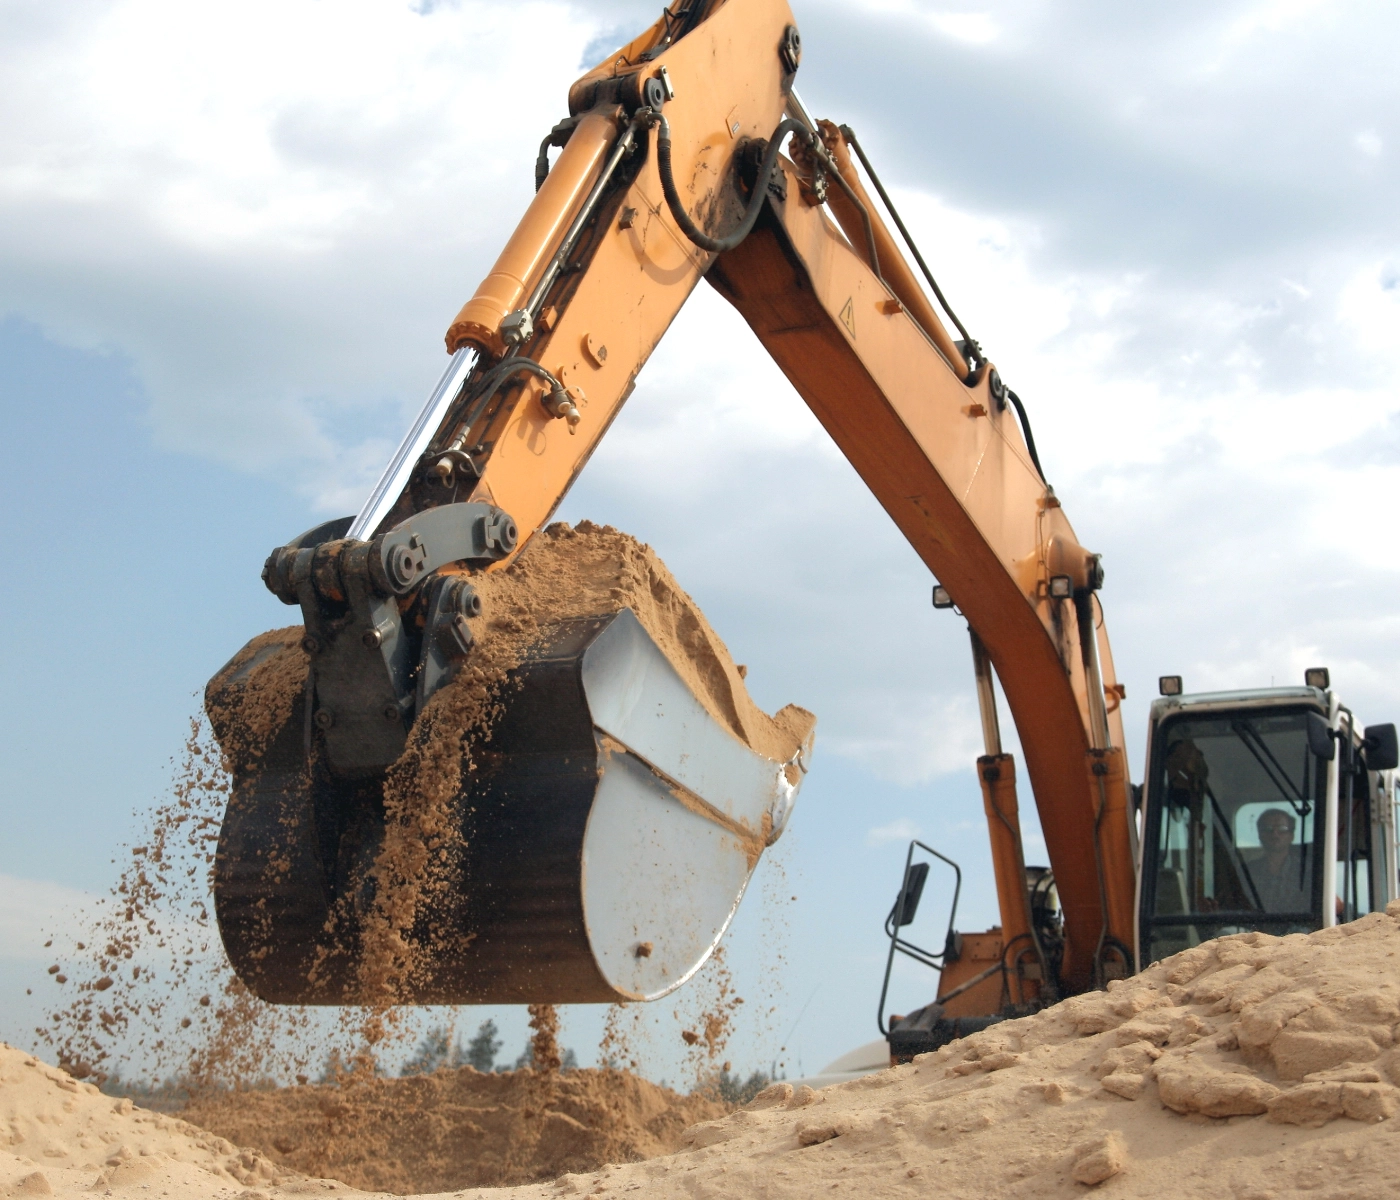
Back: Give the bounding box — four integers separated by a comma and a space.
1307, 711, 1335, 761
1364, 723, 1399, 772
889, 861, 930, 927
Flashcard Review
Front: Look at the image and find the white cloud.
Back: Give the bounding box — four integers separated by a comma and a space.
866, 818, 921, 847
821, 694, 987, 786
0, 0, 595, 512
927, 11, 999, 45
0, 874, 94, 961
1355, 130, 1383, 158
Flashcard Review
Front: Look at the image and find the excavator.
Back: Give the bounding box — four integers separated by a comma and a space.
206, 0, 1400, 1056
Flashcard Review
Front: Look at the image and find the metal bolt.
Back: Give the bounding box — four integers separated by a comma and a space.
362, 628, 383, 649
780, 24, 801, 73
313, 709, 334, 730
987, 368, 1007, 408
382, 703, 401, 723
301, 635, 321, 656
642, 75, 667, 112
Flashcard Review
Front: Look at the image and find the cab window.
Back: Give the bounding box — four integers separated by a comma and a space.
1141, 709, 1326, 965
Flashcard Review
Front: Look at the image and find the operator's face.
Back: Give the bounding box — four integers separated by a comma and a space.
1258, 813, 1295, 851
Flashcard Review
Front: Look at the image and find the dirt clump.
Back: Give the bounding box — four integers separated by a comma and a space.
180, 1064, 724, 1193
202, 626, 307, 774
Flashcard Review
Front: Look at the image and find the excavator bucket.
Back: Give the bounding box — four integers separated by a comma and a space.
206, 506, 812, 1005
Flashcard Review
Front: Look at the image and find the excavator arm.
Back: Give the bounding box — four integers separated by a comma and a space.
208, 0, 1136, 1009
707, 128, 1135, 995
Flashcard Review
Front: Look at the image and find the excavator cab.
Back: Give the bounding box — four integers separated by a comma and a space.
1137, 674, 1399, 968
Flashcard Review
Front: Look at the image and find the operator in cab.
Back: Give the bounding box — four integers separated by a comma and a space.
1244, 808, 1311, 913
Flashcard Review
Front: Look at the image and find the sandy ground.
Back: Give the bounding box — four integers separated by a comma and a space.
15, 909, 1400, 1198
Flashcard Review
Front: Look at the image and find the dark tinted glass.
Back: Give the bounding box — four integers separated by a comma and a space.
1143, 709, 1325, 964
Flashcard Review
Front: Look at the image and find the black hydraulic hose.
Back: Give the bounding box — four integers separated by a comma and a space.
431, 357, 571, 476
470, 357, 575, 428
670, 0, 716, 44
535, 135, 554, 193
474, 356, 562, 398
535, 117, 579, 193
1005, 388, 1046, 483
656, 115, 808, 253
839, 124, 981, 368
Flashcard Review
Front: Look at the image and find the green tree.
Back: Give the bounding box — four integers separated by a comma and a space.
464, 1019, 502, 1073
714, 1066, 771, 1106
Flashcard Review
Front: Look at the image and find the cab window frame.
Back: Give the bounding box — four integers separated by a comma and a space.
1138, 703, 1329, 966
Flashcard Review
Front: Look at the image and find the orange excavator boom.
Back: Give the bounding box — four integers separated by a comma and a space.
209, 0, 1136, 1012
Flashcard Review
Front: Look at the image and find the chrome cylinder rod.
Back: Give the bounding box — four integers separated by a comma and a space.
784, 87, 816, 131
348, 346, 478, 541
970, 629, 1003, 757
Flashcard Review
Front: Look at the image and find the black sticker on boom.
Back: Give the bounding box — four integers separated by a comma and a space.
839, 297, 855, 338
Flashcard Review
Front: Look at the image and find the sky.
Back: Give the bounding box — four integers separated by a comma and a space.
1, 0, 1398, 1084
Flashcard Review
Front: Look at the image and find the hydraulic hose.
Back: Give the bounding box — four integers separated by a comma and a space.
655, 115, 808, 253
535, 117, 580, 193
1005, 389, 1046, 483
477, 357, 578, 429
472, 356, 563, 401
839, 124, 982, 372
432, 357, 576, 480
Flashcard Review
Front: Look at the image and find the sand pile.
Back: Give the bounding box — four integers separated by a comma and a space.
180, 1065, 724, 1193
0, 1043, 298, 1194
465, 520, 813, 762
21, 913, 1400, 1199
467, 908, 1400, 1198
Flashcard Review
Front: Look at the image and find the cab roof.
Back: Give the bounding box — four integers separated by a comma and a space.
1149, 686, 1328, 724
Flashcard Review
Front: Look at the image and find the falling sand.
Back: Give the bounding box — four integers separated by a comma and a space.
35, 519, 810, 1193
179, 1064, 723, 1192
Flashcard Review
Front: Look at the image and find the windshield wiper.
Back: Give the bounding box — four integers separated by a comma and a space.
1231, 719, 1312, 817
